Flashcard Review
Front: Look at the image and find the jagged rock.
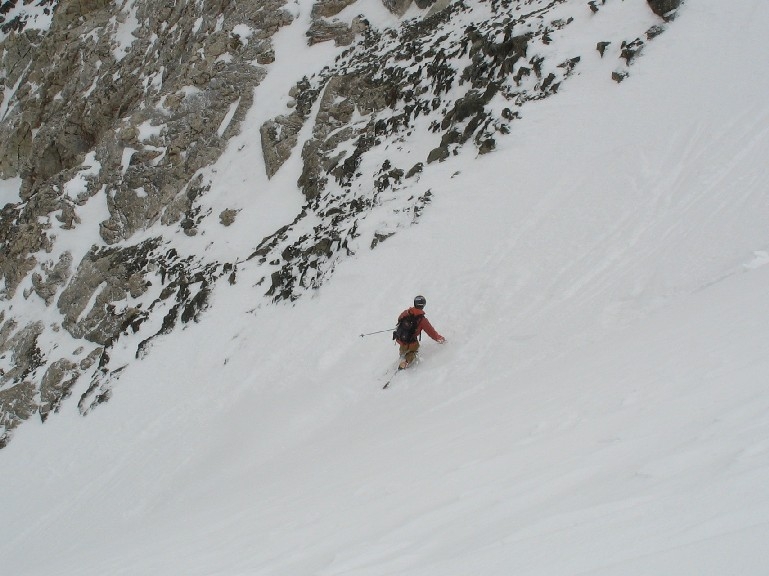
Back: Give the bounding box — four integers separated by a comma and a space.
0, 320, 45, 445
312, 0, 358, 19
57, 241, 160, 344
31, 252, 72, 306
647, 0, 682, 21
0, 205, 51, 299
374, 162, 405, 192
2, 0, 271, 249
0, 381, 37, 448
371, 231, 395, 249
383, 0, 412, 16
442, 87, 496, 130
79, 347, 103, 370
219, 209, 239, 227
306, 17, 365, 47
427, 145, 450, 164
646, 25, 665, 40
298, 73, 391, 198
612, 70, 629, 83
620, 38, 645, 65
478, 137, 495, 155
57, 0, 111, 21
405, 162, 424, 178
0, 312, 11, 347
260, 113, 307, 179
39, 358, 79, 421
0, 320, 44, 384
127, 272, 149, 299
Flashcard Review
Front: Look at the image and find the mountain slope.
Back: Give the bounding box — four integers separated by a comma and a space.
3, 0, 769, 574
1, 0, 671, 443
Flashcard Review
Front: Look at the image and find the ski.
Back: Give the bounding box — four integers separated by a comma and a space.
382, 367, 400, 389
382, 361, 412, 389
383, 354, 421, 389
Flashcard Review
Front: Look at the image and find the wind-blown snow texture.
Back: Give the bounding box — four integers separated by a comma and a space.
2, 0, 769, 574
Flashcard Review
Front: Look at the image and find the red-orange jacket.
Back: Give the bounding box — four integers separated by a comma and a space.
396, 307, 444, 345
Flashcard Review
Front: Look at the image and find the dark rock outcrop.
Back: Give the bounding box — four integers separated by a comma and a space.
647, 0, 682, 21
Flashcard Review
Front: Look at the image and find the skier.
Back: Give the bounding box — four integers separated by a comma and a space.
393, 295, 445, 370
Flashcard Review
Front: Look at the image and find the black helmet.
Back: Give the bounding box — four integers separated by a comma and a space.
413, 295, 426, 309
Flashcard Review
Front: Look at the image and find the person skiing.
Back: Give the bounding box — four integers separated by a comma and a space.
393, 295, 445, 370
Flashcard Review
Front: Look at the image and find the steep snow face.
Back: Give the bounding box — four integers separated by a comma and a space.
3, 0, 769, 574
0, 0, 669, 445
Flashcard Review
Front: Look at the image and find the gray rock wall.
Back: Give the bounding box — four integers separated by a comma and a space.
0, 0, 295, 444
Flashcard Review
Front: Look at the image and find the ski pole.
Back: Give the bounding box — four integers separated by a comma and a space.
359, 328, 394, 338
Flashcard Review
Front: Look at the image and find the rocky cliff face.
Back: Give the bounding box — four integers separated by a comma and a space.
0, 0, 681, 447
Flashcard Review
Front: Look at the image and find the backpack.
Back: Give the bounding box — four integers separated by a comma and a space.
393, 312, 421, 343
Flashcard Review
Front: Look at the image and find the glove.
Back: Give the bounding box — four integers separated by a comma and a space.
437, 337, 446, 344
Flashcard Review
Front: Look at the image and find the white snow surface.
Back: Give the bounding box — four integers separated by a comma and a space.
3, 1, 769, 574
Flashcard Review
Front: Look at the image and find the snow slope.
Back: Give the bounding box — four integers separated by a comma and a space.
3, 0, 769, 574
